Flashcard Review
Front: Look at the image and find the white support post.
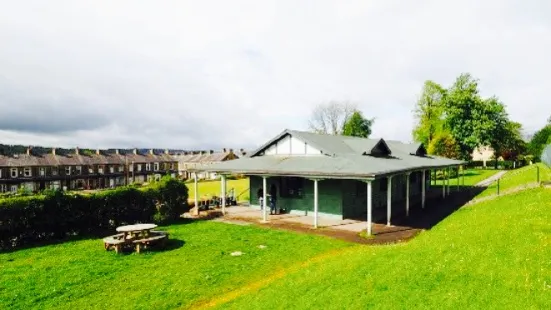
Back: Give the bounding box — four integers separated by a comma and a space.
387, 175, 393, 226
366, 180, 373, 236
447, 167, 451, 195
262, 176, 268, 222
405, 173, 410, 217
456, 166, 460, 191
442, 169, 445, 198
194, 172, 199, 216
221, 174, 227, 215
313, 179, 319, 228
422, 170, 426, 209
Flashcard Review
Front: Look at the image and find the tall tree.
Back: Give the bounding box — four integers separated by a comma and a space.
493, 121, 526, 160
443, 73, 509, 160
412, 80, 446, 146
308, 101, 357, 135
427, 132, 460, 159
342, 110, 374, 138
527, 125, 551, 160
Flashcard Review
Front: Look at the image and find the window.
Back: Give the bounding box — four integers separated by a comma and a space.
98, 166, 104, 174
154, 163, 159, 171
65, 166, 71, 175
379, 178, 388, 191
118, 165, 124, 172
129, 164, 134, 172
24, 167, 32, 177
137, 164, 142, 171
89, 167, 94, 174
280, 177, 303, 198
146, 164, 151, 171
0, 184, 5, 192
170, 163, 175, 170
52, 167, 58, 176
10, 185, 18, 192
75, 166, 82, 175
39, 167, 45, 176
11, 168, 18, 178
109, 166, 115, 173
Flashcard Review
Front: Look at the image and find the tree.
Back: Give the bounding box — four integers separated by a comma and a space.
527, 125, 551, 160
427, 132, 460, 159
342, 110, 374, 138
412, 80, 446, 146
308, 101, 357, 135
442, 73, 510, 160
493, 121, 526, 160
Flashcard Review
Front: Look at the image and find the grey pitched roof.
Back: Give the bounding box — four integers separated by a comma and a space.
190, 129, 465, 179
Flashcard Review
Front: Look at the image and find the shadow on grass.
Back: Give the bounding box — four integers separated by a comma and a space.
364, 185, 488, 232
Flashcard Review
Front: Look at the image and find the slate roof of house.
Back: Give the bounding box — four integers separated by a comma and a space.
190, 129, 465, 179
174, 151, 236, 164
0, 150, 177, 167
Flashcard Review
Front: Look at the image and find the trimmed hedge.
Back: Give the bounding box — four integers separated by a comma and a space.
0, 178, 189, 251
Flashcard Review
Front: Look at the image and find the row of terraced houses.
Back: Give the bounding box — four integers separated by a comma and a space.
0, 148, 179, 193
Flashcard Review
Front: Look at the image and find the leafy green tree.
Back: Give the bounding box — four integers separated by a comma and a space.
342, 110, 374, 138
412, 80, 446, 146
493, 121, 526, 160
427, 132, 460, 159
527, 125, 551, 160
443, 74, 509, 160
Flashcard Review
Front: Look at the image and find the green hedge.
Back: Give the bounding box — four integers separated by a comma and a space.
0, 178, 189, 251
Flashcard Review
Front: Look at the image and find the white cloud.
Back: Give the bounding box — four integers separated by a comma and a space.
0, 0, 550, 150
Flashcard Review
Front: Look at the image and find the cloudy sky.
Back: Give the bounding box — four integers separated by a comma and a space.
1, 0, 550, 150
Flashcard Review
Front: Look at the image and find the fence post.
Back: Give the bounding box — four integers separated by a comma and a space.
537, 165, 540, 183
497, 178, 500, 195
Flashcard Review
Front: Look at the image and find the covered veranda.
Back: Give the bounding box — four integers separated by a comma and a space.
190, 164, 466, 236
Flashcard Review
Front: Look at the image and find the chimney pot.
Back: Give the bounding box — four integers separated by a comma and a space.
149, 149, 154, 155
223, 148, 227, 153
229, 148, 233, 153
52, 148, 56, 156
75, 147, 79, 155
27, 146, 32, 156
165, 149, 169, 155
96, 149, 101, 155
210, 150, 214, 154
133, 148, 138, 155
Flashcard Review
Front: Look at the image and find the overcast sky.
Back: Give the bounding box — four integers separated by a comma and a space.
1, 0, 550, 150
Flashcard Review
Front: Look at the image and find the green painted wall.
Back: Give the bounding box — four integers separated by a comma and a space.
250, 172, 429, 221
249, 176, 342, 216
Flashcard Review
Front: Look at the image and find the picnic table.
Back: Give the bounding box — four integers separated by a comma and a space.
103, 223, 169, 254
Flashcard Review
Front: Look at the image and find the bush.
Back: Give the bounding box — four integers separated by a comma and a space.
0, 179, 190, 251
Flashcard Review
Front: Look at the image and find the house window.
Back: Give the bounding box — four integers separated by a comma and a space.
146, 164, 151, 171
137, 164, 142, 171
129, 164, 134, 172
118, 165, 124, 172
75, 166, 82, 175
24, 167, 32, 177
52, 168, 58, 176
89, 167, 94, 174
280, 177, 303, 198
39, 167, 45, 176
379, 178, 388, 191
10, 185, 18, 192
0, 184, 5, 192
98, 166, 104, 174
65, 166, 71, 175
11, 168, 18, 178
109, 166, 115, 173
154, 163, 159, 171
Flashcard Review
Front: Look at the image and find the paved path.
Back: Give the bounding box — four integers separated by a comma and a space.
475, 171, 507, 187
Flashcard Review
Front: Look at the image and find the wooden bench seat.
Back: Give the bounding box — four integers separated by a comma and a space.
103, 235, 127, 253
133, 234, 168, 253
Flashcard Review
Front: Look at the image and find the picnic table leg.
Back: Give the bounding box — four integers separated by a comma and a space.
115, 244, 121, 254
136, 243, 141, 254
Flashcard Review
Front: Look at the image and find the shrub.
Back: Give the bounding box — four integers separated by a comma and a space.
0, 179, 190, 251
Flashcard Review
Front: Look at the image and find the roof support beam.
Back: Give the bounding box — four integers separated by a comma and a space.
446, 166, 451, 196
422, 170, 426, 209
387, 175, 393, 226
262, 176, 268, 222
220, 174, 227, 215
365, 180, 373, 236
405, 172, 411, 217
194, 172, 199, 216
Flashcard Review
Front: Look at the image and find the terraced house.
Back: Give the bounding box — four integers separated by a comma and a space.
174, 148, 242, 180
191, 129, 465, 235
0, 148, 178, 193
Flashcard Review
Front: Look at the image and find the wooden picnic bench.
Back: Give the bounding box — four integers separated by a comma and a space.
103, 224, 170, 254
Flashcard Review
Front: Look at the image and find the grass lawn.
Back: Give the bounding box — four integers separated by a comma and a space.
431, 168, 501, 186
3, 181, 551, 309
186, 178, 250, 201
217, 188, 551, 309
0, 221, 349, 310
477, 163, 551, 198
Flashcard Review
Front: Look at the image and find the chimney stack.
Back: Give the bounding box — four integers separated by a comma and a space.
223, 148, 227, 153
165, 149, 170, 155
96, 149, 101, 155
209, 150, 214, 154
26, 146, 32, 156
240, 148, 244, 153
149, 149, 154, 155
133, 148, 138, 155
75, 147, 79, 155
52, 148, 56, 156
229, 148, 234, 154
115, 149, 119, 155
